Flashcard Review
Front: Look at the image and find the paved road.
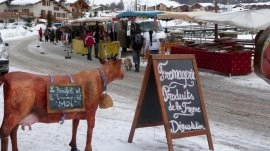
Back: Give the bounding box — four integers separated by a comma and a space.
7, 35, 270, 150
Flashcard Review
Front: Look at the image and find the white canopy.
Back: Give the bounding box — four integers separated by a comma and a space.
194, 9, 270, 31
69, 17, 112, 25
157, 11, 214, 21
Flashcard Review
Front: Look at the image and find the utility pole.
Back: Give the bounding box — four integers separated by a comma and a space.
135, 0, 137, 11
214, 0, 218, 40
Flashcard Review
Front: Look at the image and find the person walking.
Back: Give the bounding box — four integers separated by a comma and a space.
44, 28, 49, 42
130, 31, 144, 72
55, 27, 61, 43
143, 30, 160, 55
93, 24, 100, 59
49, 28, 55, 44
83, 30, 95, 61
38, 27, 43, 41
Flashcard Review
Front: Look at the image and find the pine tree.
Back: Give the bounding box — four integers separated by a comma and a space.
47, 12, 52, 27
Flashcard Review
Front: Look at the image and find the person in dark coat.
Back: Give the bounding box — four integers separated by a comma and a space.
55, 27, 61, 43
38, 27, 43, 41
93, 23, 100, 59
49, 28, 55, 44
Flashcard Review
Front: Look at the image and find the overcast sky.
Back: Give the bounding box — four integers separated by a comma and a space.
92, 0, 180, 10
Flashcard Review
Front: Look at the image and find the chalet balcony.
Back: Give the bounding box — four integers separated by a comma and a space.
0, 12, 34, 19
40, 14, 68, 22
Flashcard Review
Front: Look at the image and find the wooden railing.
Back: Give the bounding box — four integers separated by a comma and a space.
0, 12, 34, 18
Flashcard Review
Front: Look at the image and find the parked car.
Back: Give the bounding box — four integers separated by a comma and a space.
9, 22, 28, 29
0, 34, 9, 75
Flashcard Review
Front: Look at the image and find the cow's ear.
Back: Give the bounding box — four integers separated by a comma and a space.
112, 54, 118, 61
98, 57, 107, 64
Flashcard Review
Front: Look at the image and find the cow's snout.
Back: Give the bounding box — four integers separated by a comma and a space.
119, 68, 125, 79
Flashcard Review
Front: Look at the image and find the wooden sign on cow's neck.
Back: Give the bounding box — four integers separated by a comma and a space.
128, 54, 214, 151
47, 84, 85, 113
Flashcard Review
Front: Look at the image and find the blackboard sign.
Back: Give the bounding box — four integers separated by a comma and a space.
156, 59, 205, 133
47, 84, 85, 113
138, 65, 163, 125
128, 54, 213, 151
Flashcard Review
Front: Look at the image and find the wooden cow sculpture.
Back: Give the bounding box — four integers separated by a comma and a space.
0, 58, 124, 151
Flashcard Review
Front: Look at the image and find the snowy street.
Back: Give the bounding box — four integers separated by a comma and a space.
0, 28, 269, 151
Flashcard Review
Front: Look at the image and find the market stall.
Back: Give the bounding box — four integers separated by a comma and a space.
99, 41, 121, 59
72, 39, 88, 55
68, 16, 123, 59
171, 45, 252, 75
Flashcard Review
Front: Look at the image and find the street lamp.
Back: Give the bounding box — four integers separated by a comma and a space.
16, 12, 19, 36
16, 12, 19, 25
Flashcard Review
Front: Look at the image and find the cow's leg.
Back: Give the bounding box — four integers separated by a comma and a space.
10, 125, 19, 151
1, 136, 9, 151
0, 115, 22, 151
0, 92, 35, 151
84, 115, 95, 151
69, 119, 80, 151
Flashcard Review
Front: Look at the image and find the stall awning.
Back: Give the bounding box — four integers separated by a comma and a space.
157, 11, 214, 21
116, 11, 164, 19
194, 9, 270, 31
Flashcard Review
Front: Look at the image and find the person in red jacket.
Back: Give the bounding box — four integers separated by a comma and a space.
38, 27, 43, 41
83, 30, 95, 61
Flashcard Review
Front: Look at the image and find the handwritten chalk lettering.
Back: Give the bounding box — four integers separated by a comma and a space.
168, 101, 201, 117
162, 86, 194, 102
55, 87, 75, 95
49, 94, 54, 101
158, 61, 196, 88
49, 87, 56, 93
75, 88, 81, 93
48, 85, 83, 110
58, 99, 74, 108
169, 120, 204, 133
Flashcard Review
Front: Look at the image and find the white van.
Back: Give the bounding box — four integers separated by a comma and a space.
127, 19, 166, 52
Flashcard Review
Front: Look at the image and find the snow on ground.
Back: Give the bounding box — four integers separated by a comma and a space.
0, 24, 269, 151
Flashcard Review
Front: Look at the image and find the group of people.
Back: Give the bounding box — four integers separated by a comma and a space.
38, 27, 65, 44
37, 20, 161, 70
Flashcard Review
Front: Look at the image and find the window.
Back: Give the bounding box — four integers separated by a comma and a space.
41, 10, 46, 17
22, 9, 29, 13
42, 0, 50, 6
54, 7, 59, 11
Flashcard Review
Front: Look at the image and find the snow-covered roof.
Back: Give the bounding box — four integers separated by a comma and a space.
10, 0, 41, 5
198, 3, 213, 7
57, 0, 80, 4
241, 2, 270, 6
0, 0, 7, 4
64, 0, 78, 4
139, 0, 180, 7
160, 1, 181, 8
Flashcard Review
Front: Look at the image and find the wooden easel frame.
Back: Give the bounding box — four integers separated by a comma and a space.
128, 54, 214, 151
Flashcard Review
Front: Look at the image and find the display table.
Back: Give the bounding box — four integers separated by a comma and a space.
71, 39, 121, 59
171, 46, 252, 75
71, 39, 88, 55
99, 41, 121, 59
